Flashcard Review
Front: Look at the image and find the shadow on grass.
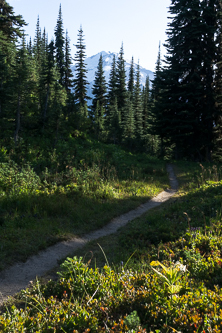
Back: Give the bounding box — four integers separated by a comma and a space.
70, 180, 222, 272
0, 187, 163, 271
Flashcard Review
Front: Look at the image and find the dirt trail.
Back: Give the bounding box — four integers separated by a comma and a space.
0, 164, 178, 306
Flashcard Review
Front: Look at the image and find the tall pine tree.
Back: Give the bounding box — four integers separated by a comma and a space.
73, 26, 89, 108
134, 61, 143, 141
153, 0, 219, 160
54, 4, 65, 86
116, 44, 128, 125
127, 56, 135, 102
91, 54, 107, 113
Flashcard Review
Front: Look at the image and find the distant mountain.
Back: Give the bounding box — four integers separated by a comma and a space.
72, 51, 154, 104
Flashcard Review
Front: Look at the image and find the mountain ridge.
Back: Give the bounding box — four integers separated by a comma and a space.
72, 51, 154, 103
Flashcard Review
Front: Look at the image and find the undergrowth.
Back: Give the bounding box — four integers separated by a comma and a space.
0, 137, 167, 270
1, 149, 222, 332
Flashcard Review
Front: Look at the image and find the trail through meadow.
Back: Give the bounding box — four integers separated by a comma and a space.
0, 164, 178, 306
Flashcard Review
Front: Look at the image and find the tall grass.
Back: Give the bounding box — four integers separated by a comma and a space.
0, 137, 168, 270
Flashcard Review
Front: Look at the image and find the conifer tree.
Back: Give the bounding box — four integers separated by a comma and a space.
94, 100, 105, 140
116, 44, 128, 124
128, 56, 135, 101
54, 4, 65, 86
142, 76, 150, 129
73, 26, 89, 108
153, 0, 219, 160
33, 16, 41, 64
107, 54, 117, 107
150, 45, 165, 155
106, 97, 121, 144
123, 96, 135, 147
92, 54, 107, 114
0, 0, 26, 135
39, 40, 57, 130
64, 30, 73, 93
151, 43, 161, 103
63, 30, 74, 124
134, 62, 143, 141
27, 37, 32, 55
0, 0, 26, 42
13, 33, 30, 142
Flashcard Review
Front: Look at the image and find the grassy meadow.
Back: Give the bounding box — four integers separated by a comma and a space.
1, 137, 222, 332
0, 136, 167, 271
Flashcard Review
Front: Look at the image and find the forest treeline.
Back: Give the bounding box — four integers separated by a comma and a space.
1, 0, 222, 161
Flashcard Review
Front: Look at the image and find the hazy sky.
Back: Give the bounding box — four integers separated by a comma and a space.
10, 0, 171, 71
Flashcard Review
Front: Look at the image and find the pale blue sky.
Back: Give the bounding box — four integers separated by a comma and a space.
10, 0, 171, 71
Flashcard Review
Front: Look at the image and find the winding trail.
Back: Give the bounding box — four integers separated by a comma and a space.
0, 164, 178, 306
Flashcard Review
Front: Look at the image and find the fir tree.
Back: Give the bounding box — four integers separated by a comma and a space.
107, 54, 117, 107
128, 56, 135, 101
153, 0, 219, 160
94, 100, 105, 140
116, 44, 128, 124
13, 33, 30, 143
27, 37, 32, 55
142, 76, 150, 132
134, 62, 143, 140
54, 4, 65, 86
73, 26, 89, 109
151, 42, 161, 102
64, 30, 73, 93
106, 97, 121, 144
0, 0, 26, 134
0, 0, 26, 42
33, 16, 41, 64
91, 54, 107, 114
123, 96, 135, 147
39, 40, 57, 130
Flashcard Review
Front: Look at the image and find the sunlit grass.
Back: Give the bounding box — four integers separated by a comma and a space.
0, 138, 168, 270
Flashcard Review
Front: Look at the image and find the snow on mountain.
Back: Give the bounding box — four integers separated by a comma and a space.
72, 51, 154, 103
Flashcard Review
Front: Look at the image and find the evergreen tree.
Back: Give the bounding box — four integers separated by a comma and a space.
33, 16, 41, 64
153, 0, 219, 160
150, 45, 165, 155
94, 100, 105, 140
122, 96, 135, 147
142, 76, 150, 128
91, 54, 107, 114
151, 43, 161, 102
106, 97, 121, 144
54, 4, 65, 86
116, 44, 128, 124
64, 30, 73, 93
13, 33, 30, 143
134, 62, 143, 140
0, 0, 26, 136
73, 26, 89, 108
127, 56, 135, 101
0, 0, 26, 42
107, 54, 117, 107
39, 40, 57, 130
27, 37, 32, 55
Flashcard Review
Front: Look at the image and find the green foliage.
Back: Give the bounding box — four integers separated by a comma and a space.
1, 240, 222, 332
150, 260, 187, 296
152, 0, 219, 160
1, 157, 222, 332
0, 161, 41, 195
124, 311, 141, 331
0, 137, 167, 269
